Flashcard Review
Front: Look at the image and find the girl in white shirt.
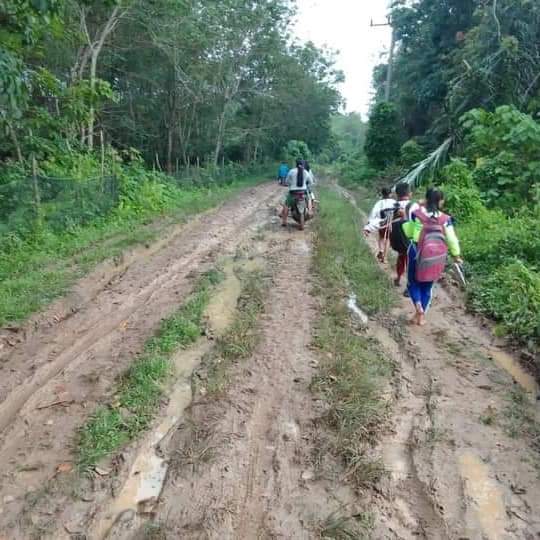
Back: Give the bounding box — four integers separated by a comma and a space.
363, 187, 396, 262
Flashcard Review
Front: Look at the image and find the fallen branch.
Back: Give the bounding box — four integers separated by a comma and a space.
37, 398, 74, 410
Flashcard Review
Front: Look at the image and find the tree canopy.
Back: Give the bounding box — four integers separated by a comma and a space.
373, 0, 540, 143
0, 0, 343, 170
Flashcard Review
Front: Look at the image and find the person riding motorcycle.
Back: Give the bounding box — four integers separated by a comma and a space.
281, 159, 313, 227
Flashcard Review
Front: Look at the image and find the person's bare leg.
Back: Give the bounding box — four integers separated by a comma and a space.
281, 205, 288, 227
377, 236, 385, 262
415, 302, 425, 326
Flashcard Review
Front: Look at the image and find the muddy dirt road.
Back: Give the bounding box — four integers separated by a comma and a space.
0, 181, 539, 539
0, 182, 279, 536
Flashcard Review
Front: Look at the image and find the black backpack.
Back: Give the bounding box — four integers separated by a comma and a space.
390, 202, 412, 254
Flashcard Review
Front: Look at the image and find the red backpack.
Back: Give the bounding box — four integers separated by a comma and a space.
415, 209, 449, 283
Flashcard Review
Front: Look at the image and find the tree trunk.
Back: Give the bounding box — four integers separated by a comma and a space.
86, 5, 124, 150
167, 125, 174, 174
88, 51, 98, 150
214, 108, 227, 166
8, 123, 23, 162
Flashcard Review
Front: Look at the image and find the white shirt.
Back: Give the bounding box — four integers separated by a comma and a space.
397, 199, 419, 220
364, 198, 420, 233
286, 168, 313, 191
364, 198, 396, 233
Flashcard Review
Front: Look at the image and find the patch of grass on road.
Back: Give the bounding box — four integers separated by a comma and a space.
196, 270, 267, 396
170, 269, 267, 477
77, 269, 223, 471
311, 187, 394, 490
317, 508, 374, 540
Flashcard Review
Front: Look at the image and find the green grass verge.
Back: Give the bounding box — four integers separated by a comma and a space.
311, 187, 395, 490
316, 187, 395, 315
77, 269, 223, 471
0, 177, 262, 326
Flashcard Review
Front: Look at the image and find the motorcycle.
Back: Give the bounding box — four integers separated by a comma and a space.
290, 190, 311, 230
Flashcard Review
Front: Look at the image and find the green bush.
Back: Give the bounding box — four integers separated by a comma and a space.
456, 209, 540, 273
470, 261, 540, 343
400, 139, 425, 168
335, 154, 377, 186
442, 161, 486, 222
438, 157, 540, 348
283, 140, 312, 162
460, 106, 540, 211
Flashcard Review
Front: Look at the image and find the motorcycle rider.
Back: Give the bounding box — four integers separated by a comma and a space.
281, 159, 312, 227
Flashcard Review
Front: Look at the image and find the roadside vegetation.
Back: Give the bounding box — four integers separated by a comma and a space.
0, 170, 264, 326
325, 0, 540, 377
317, 509, 374, 540
170, 268, 267, 476
311, 187, 395, 492
77, 268, 224, 471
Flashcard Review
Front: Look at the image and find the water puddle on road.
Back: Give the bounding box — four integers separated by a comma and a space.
459, 452, 508, 540
94, 259, 245, 539
347, 293, 369, 325
93, 342, 212, 540
488, 348, 538, 397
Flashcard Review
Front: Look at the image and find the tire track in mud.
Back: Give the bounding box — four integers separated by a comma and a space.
337, 183, 540, 540
369, 325, 449, 540
116, 230, 362, 540
0, 183, 280, 533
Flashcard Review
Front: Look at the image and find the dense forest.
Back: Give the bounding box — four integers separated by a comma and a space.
346, 0, 540, 363
1, 0, 342, 167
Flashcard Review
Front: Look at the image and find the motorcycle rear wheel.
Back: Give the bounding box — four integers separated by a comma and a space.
299, 212, 305, 231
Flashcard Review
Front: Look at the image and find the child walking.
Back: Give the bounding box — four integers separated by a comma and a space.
403, 188, 462, 326
363, 187, 396, 263
390, 182, 419, 288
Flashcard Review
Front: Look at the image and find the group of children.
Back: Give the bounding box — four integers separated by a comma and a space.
364, 182, 462, 326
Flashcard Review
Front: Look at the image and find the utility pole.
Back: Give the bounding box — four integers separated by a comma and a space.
371, 17, 395, 102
